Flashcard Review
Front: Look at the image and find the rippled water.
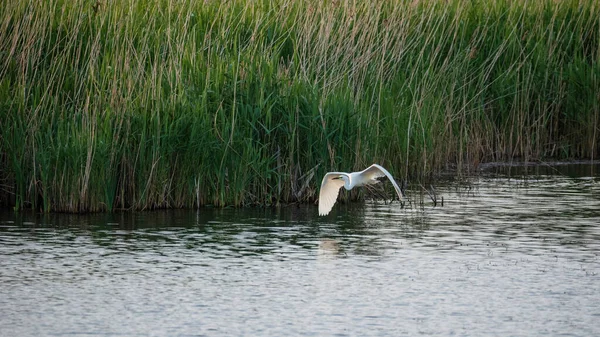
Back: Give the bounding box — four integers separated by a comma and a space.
1, 164, 599, 336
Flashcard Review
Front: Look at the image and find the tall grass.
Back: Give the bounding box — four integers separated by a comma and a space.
0, 0, 598, 212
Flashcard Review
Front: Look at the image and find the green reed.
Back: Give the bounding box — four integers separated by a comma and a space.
0, 0, 598, 211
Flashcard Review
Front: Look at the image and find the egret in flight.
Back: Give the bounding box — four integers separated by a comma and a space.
318, 164, 404, 216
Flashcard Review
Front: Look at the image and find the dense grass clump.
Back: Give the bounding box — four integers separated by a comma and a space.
0, 0, 598, 212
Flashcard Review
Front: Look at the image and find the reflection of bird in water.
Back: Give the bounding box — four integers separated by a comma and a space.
318, 164, 404, 216
318, 239, 341, 258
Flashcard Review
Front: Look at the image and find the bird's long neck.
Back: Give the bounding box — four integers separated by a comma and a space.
343, 174, 353, 190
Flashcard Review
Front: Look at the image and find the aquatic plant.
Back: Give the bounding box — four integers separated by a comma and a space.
0, 0, 598, 211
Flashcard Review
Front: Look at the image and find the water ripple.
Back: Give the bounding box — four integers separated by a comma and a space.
1, 170, 599, 336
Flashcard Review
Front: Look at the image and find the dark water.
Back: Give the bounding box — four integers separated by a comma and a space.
1, 164, 599, 336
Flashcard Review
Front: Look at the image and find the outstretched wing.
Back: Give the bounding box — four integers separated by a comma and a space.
360, 164, 404, 200
318, 172, 347, 216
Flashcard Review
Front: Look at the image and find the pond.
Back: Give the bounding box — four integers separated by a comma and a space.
1, 163, 599, 336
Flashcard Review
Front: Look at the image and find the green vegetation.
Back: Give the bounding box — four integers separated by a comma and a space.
0, 0, 598, 212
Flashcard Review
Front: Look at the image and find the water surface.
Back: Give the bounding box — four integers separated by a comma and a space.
1, 164, 599, 336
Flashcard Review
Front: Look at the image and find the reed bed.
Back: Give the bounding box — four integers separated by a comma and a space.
0, 0, 598, 212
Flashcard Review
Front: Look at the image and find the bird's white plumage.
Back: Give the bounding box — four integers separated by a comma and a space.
318, 164, 404, 216
360, 164, 404, 201
318, 172, 348, 216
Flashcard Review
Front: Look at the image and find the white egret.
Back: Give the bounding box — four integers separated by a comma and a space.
318, 164, 404, 216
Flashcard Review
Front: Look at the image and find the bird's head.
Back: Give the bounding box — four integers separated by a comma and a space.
332, 175, 350, 186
